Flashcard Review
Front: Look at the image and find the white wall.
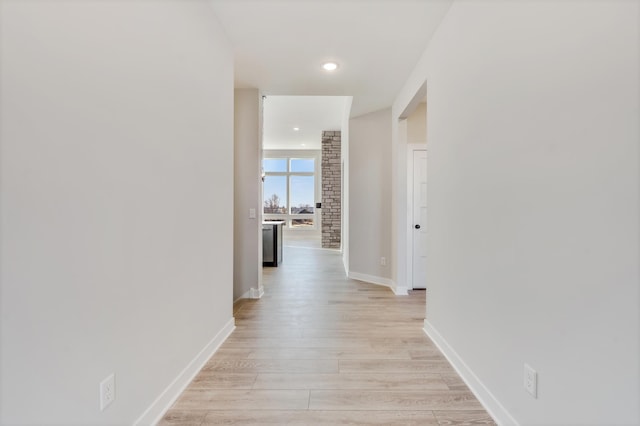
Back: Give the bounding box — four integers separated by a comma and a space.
349, 108, 393, 285
234, 89, 263, 300
407, 102, 427, 144
392, 118, 407, 291
341, 97, 353, 273
393, 1, 639, 424
0, 1, 234, 424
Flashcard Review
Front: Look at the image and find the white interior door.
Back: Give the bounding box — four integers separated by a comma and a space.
412, 150, 427, 289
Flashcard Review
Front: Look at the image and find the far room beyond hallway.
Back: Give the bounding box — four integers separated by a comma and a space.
262, 96, 350, 251
281, 230, 322, 250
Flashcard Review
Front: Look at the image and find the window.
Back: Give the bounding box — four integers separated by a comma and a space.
263, 176, 287, 214
290, 175, 314, 214
263, 158, 287, 172
290, 158, 314, 173
263, 155, 318, 229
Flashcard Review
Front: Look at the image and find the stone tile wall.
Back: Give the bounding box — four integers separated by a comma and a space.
321, 131, 341, 249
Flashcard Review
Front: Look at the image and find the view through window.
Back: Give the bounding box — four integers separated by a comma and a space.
263, 156, 316, 229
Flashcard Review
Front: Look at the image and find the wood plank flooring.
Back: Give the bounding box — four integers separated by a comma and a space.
159, 243, 494, 425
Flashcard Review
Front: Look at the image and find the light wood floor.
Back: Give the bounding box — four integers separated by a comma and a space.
159, 244, 494, 425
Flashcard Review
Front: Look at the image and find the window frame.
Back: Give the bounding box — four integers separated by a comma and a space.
263, 150, 321, 230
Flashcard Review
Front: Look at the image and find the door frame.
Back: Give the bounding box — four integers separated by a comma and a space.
393, 80, 426, 295
406, 145, 427, 290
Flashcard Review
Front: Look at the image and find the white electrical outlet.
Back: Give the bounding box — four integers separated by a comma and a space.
380, 257, 386, 266
249, 208, 256, 219
100, 373, 115, 411
524, 364, 537, 398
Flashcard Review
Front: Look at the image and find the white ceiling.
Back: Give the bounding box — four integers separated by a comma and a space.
211, 0, 451, 116
209, 0, 452, 118
263, 96, 348, 150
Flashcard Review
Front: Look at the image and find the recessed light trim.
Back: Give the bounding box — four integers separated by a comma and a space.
322, 62, 339, 71
293, 127, 300, 131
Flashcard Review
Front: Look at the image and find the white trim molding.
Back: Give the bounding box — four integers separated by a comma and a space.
393, 285, 409, 296
235, 289, 252, 303
134, 318, 236, 426
348, 271, 407, 296
249, 286, 264, 299
234, 286, 264, 303
423, 320, 518, 426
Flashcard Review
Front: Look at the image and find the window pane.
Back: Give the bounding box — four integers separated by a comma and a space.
290, 158, 315, 173
263, 176, 287, 214
292, 218, 314, 228
290, 175, 314, 214
263, 158, 287, 172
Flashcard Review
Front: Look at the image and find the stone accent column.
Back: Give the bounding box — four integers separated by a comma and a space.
321, 131, 341, 249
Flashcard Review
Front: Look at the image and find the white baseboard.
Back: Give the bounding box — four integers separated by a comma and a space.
134, 317, 236, 426
249, 286, 264, 299
234, 286, 264, 303
234, 289, 252, 303
348, 271, 393, 288
423, 320, 518, 426
348, 271, 406, 295
393, 285, 409, 296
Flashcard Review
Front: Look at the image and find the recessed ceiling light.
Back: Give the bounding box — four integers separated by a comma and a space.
322, 62, 338, 71
301, 143, 306, 147
293, 127, 300, 131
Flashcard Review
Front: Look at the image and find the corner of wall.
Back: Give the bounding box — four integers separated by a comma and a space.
233, 89, 262, 301
134, 318, 236, 426
341, 97, 352, 275
423, 320, 518, 426
347, 271, 407, 296
348, 108, 393, 284
233, 286, 264, 303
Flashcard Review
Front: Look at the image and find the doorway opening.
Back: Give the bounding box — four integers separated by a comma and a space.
261, 96, 350, 270
397, 82, 427, 291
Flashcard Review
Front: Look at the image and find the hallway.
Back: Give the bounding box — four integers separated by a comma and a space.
160, 245, 494, 425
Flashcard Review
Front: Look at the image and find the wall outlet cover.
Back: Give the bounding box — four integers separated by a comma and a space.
524, 363, 537, 398
100, 373, 115, 411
